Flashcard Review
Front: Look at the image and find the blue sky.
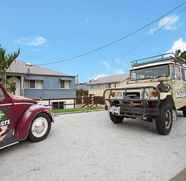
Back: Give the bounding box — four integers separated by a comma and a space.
0, 0, 186, 82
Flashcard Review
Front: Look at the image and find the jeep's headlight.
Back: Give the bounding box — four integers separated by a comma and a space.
144, 88, 159, 99
150, 90, 159, 97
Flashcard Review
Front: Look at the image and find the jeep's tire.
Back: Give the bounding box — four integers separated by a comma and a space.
155, 104, 175, 135
182, 107, 186, 117
28, 113, 51, 142
109, 113, 123, 124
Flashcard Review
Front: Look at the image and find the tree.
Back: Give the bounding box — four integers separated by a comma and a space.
175, 49, 186, 61
6, 79, 16, 94
0, 46, 20, 86
180, 51, 186, 60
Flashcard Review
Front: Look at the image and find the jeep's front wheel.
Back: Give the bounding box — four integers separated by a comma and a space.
109, 113, 124, 124
155, 104, 176, 135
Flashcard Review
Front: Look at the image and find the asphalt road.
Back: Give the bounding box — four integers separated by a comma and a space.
0, 111, 186, 181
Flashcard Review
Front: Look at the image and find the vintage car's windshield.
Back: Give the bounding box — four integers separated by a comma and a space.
131, 64, 170, 80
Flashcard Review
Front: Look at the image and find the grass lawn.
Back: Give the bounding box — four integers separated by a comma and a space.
52, 107, 104, 114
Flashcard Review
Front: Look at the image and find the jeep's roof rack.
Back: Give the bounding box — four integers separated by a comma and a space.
131, 53, 175, 67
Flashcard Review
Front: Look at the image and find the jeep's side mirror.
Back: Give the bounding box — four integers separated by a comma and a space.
157, 82, 171, 92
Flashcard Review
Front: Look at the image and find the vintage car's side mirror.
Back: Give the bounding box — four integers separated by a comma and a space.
0, 88, 5, 102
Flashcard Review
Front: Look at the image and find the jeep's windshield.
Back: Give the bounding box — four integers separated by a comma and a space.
131, 64, 170, 80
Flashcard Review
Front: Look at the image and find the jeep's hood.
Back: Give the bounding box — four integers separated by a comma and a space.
125, 80, 160, 89
125, 77, 171, 89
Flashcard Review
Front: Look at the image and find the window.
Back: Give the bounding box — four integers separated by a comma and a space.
0, 88, 5, 101
30, 80, 35, 88
182, 68, 186, 81
131, 64, 170, 81
60, 80, 71, 89
175, 66, 182, 80
24, 80, 43, 89
60, 80, 65, 88
52, 102, 64, 109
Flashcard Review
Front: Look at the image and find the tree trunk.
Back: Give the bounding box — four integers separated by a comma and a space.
0, 71, 6, 87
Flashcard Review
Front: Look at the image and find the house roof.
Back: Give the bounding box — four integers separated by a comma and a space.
7, 60, 73, 77
88, 74, 128, 85
76, 83, 89, 90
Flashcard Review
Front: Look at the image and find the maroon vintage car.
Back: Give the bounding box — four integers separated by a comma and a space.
0, 83, 53, 149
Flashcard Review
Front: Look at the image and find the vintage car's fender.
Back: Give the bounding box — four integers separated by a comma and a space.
15, 104, 53, 140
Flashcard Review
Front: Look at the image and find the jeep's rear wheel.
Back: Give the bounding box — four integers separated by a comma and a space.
28, 113, 51, 142
182, 107, 186, 117
109, 113, 124, 124
155, 104, 176, 135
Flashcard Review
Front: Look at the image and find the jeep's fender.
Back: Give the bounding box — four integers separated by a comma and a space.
15, 104, 53, 140
159, 94, 175, 109
159, 92, 172, 100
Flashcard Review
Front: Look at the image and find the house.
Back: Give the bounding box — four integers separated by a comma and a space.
88, 74, 128, 96
3, 60, 76, 109
76, 83, 89, 97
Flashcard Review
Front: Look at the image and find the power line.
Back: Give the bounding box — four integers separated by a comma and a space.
117, 6, 186, 63
39, 1, 186, 66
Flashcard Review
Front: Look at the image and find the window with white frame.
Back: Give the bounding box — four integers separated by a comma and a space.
60, 80, 71, 89
24, 80, 43, 89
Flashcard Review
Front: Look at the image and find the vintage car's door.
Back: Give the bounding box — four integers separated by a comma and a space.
0, 87, 18, 149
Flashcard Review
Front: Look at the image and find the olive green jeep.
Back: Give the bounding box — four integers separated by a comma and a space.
104, 54, 186, 135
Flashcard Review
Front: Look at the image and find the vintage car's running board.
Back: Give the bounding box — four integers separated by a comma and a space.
0, 141, 19, 150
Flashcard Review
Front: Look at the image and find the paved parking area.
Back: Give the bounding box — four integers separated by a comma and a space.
0, 111, 186, 181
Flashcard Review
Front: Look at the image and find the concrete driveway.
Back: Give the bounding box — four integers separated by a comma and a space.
0, 111, 186, 181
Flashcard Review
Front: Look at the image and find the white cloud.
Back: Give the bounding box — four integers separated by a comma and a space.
102, 61, 111, 69
150, 15, 179, 34
115, 69, 125, 74
16, 36, 47, 47
168, 38, 186, 53
93, 74, 107, 80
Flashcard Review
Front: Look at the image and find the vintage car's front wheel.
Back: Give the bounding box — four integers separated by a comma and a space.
155, 104, 176, 135
28, 113, 51, 142
109, 113, 124, 124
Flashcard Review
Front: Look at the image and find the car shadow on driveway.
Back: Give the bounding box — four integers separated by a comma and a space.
113, 119, 157, 135
0, 130, 55, 155
109, 112, 183, 136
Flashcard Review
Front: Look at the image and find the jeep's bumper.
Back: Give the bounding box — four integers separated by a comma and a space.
121, 100, 159, 118
104, 86, 160, 119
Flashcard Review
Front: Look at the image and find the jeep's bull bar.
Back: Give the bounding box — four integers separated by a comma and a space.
103, 86, 161, 119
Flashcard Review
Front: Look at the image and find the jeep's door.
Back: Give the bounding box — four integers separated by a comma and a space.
173, 64, 186, 109
0, 87, 17, 149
